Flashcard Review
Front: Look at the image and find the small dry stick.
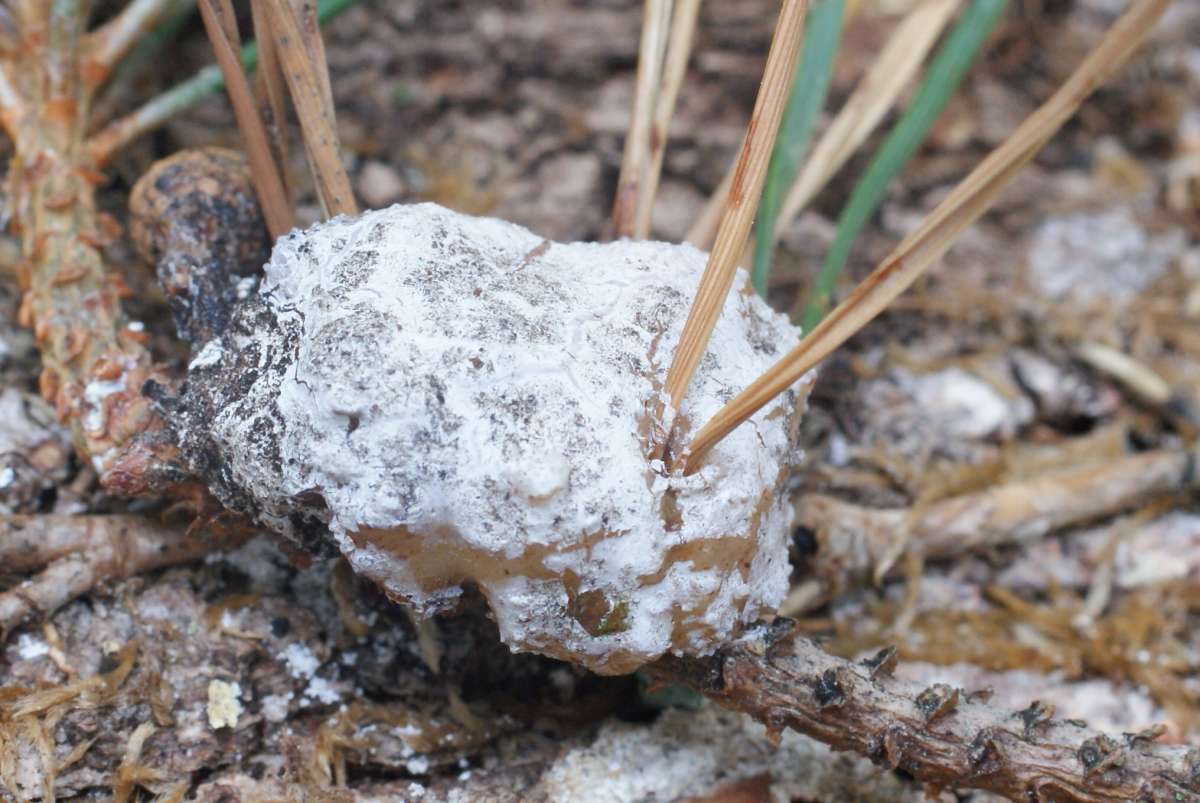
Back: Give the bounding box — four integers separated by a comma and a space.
649, 629, 1200, 802
1075, 342, 1200, 433
661, 0, 808, 451
1075, 499, 1170, 628
0, 515, 253, 635
797, 445, 1199, 591
633, 0, 702, 239
1075, 342, 1171, 406
682, 0, 1172, 472
262, 0, 358, 218
774, 0, 959, 232
612, 0, 674, 238
198, 0, 294, 238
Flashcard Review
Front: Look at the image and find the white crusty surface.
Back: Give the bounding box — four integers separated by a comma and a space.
194, 203, 809, 673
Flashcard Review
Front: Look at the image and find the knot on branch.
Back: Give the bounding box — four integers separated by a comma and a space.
1079, 734, 1125, 782
915, 683, 960, 725
1015, 699, 1056, 740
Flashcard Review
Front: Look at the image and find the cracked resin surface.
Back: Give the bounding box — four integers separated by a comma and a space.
179, 203, 809, 673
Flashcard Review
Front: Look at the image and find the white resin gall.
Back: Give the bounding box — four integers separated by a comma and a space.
186, 204, 810, 673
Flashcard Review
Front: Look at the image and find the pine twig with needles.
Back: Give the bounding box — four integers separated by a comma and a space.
0, 5, 291, 636
0, 0, 187, 496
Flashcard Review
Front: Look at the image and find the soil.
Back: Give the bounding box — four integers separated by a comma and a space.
2, 0, 1199, 800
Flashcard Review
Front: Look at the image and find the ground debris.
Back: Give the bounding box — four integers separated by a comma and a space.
2, 0, 1200, 799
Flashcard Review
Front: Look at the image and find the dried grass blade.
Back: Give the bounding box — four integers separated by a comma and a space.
633, 0, 701, 239
683, 0, 1171, 472
661, 0, 808, 445
612, 0, 673, 238
776, 0, 959, 233
198, 0, 293, 237
263, 0, 357, 218
1076, 342, 1171, 406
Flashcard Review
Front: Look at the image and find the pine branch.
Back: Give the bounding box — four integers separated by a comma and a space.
81, 0, 177, 86
649, 627, 1200, 802
0, 514, 252, 635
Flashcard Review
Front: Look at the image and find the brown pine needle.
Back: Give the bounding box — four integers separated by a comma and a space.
297, 0, 337, 121
198, 0, 294, 238
633, 0, 702, 239
683, 0, 1172, 473
612, 0, 674, 239
661, 0, 808, 446
775, 0, 958, 234
250, 0, 293, 204
263, 0, 358, 218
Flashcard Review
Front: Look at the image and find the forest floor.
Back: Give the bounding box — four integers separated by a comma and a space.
1, 0, 1199, 800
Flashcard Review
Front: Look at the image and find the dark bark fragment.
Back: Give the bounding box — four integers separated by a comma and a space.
129, 148, 271, 347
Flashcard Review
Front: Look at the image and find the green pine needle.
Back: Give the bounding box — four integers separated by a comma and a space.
144, 0, 360, 122
751, 0, 845, 298
799, 0, 1007, 330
